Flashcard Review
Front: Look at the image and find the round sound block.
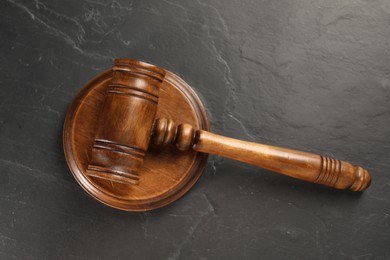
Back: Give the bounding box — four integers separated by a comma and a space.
63, 69, 210, 211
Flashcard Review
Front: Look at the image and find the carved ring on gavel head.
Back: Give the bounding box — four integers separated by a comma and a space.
63, 59, 371, 211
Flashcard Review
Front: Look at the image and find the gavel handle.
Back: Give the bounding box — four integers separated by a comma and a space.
152, 119, 371, 191
193, 131, 370, 191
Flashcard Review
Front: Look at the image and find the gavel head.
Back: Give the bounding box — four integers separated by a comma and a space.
86, 59, 166, 185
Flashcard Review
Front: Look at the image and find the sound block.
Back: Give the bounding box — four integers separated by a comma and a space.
63, 69, 210, 211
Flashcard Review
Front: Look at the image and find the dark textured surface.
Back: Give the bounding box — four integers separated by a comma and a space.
1, 0, 389, 259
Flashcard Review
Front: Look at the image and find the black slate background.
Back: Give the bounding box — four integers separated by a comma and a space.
1, 0, 390, 259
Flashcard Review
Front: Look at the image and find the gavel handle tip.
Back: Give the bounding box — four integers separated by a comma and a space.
349, 167, 371, 191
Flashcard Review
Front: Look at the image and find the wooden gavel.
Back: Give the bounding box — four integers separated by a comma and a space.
85, 59, 371, 192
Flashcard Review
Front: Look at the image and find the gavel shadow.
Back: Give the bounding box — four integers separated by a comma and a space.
198, 158, 365, 207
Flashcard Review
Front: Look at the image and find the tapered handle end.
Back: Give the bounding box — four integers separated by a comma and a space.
349, 166, 371, 191
315, 156, 371, 191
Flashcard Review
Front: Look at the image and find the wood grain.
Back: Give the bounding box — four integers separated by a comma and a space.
86, 59, 165, 185
64, 59, 371, 212
63, 66, 210, 211
153, 120, 371, 191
